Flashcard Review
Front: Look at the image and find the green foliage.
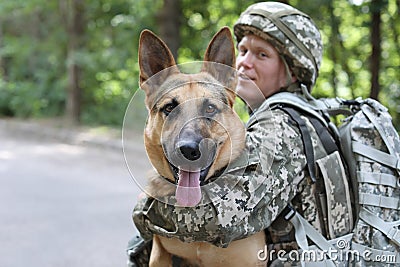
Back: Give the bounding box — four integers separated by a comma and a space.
0, 1, 66, 118
234, 97, 250, 123
0, 0, 399, 130
75, 0, 160, 125
179, 0, 259, 62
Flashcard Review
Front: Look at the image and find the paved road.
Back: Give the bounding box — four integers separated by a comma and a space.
0, 121, 150, 267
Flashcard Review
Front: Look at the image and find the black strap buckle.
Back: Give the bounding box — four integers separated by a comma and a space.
282, 205, 296, 221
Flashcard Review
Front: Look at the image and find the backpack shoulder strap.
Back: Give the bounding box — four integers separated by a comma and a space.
264, 92, 341, 157
262, 92, 328, 125
265, 93, 351, 238
283, 205, 351, 266
281, 106, 317, 183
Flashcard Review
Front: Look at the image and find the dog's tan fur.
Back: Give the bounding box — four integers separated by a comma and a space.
139, 27, 266, 267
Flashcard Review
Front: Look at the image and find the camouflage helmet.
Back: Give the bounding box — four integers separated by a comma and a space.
234, 2, 322, 90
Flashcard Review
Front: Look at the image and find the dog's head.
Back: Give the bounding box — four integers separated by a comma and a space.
138, 27, 245, 207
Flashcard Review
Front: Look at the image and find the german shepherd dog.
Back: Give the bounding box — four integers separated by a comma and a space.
139, 27, 266, 267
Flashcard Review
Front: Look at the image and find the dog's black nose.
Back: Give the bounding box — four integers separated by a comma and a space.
178, 141, 201, 161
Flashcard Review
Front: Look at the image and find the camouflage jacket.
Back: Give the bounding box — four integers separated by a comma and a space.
133, 92, 326, 249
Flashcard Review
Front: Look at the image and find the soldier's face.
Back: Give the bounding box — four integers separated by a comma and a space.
236, 35, 289, 108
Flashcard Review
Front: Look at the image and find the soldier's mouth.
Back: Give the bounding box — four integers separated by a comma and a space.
238, 72, 255, 81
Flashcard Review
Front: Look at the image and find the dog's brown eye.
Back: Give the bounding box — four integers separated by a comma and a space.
205, 104, 216, 114
162, 101, 178, 116
165, 104, 175, 113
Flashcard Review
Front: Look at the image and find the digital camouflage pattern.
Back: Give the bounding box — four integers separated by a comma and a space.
314, 151, 353, 238
340, 99, 400, 266
255, 95, 400, 266
233, 2, 322, 90
255, 92, 354, 266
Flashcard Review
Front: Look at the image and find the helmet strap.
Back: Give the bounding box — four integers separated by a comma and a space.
300, 83, 316, 101
247, 8, 319, 77
280, 55, 297, 91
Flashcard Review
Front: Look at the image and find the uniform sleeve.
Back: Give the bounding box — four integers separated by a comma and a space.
132, 107, 307, 248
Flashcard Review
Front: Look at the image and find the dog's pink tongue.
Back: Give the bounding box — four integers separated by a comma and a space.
176, 170, 201, 207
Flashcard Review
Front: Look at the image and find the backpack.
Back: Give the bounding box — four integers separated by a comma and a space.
265, 88, 400, 266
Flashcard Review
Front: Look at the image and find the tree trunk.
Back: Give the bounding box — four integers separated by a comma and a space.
157, 0, 181, 61
0, 19, 4, 80
369, 0, 382, 100
327, 1, 338, 97
328, 0, 356, 99
61, 0, 85, 124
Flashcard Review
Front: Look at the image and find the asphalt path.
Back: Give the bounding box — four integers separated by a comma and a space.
0, 120, 150, 267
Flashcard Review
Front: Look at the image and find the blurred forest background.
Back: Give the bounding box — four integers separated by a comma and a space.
0, 0, 399, 128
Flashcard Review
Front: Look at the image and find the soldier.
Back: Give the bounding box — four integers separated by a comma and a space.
128, 2, 351, 266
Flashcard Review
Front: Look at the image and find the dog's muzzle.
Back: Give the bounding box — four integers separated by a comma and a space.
165, 137, 217, 207
173, 138, 216, 172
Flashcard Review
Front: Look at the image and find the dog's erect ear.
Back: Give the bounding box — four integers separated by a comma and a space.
203, 27, 235, 68
202, 27, 237, 104
139, 30, 179, 88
